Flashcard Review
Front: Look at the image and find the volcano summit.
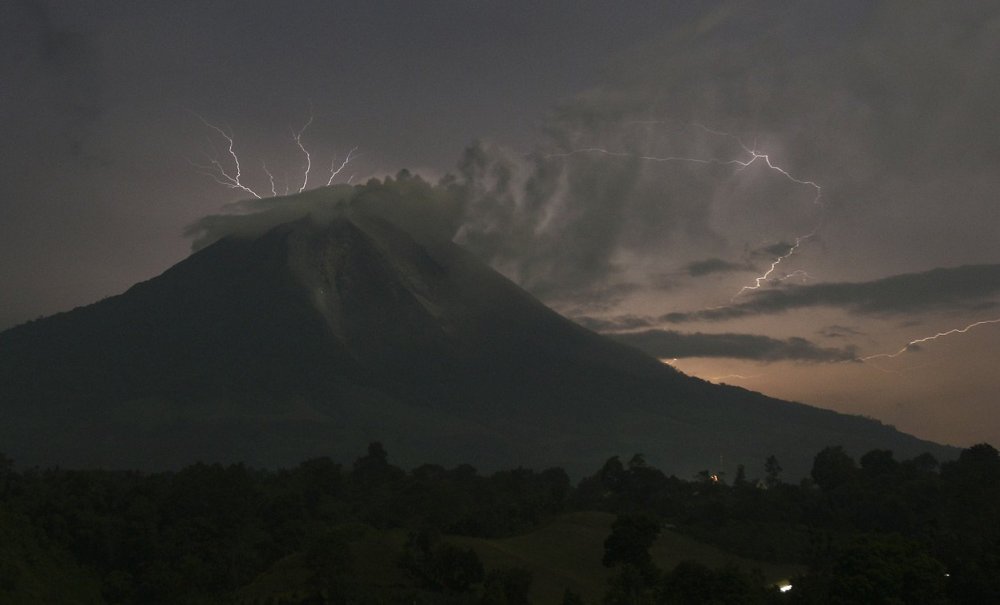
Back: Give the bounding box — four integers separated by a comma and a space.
0, 182, 953, 477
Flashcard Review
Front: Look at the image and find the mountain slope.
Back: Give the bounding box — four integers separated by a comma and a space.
0, 207, 954, 477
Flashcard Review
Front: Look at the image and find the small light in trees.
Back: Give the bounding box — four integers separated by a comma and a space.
779, 583, 793, 593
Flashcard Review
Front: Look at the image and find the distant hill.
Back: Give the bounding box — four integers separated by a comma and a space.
0, 188, 955, 477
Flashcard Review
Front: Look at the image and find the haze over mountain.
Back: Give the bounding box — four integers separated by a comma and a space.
0, 180, 954, 478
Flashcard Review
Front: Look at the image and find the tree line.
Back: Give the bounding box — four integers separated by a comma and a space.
1, 441, 999, 603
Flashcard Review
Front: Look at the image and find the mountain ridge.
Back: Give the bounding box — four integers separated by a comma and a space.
0, 203, 956, 477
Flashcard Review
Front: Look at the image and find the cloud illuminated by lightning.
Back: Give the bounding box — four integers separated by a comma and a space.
191, 111, 355, 199
860, 318, 1000, 361
734, 230, 817, 298
547, 122, 823, 298
693, 124, 823, 297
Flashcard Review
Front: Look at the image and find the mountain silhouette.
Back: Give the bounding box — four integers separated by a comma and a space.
0, 203, 954, 477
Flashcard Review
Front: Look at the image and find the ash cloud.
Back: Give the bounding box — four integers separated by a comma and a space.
608, 329, 857, 363
185, 173, 465, 251
184, 2, 1000, 318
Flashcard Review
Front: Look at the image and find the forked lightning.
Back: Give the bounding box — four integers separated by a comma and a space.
191, 111, 354, 199
548, 122, 823, 298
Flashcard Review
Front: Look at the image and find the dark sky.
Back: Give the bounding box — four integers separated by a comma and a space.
2, 1, 999, 448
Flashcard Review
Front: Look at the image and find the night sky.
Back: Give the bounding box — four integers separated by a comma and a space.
3, 1, 999, 449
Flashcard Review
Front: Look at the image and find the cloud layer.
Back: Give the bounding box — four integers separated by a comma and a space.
607, 329, 857, 363
576, 264, 1000, 332
662, 264, 1000, 323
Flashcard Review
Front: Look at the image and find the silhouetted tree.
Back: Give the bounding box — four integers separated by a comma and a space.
860, 449, 898, 479
603, 513, 661, 584
658, 560, 765, 604
734, 464, 748, 488
811, 446, 857, 491
827, 535, 947, 605
765, 455, 783, 488
399, 530, 484, 594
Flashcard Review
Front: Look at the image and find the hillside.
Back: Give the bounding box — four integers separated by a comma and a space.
0, 184, 954, 477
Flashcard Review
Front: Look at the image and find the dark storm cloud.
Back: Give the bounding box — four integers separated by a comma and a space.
574, 314, 655, 332
663, 264, 1000, 323
447, 2, 1000, 301
684, 257, 752, 277
818, 325, 866, 339
753, 243, 794, 259
608, 329, 857, 362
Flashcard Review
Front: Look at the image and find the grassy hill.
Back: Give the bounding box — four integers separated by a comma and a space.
238, 511, 802, 604
451, 511, 803, 603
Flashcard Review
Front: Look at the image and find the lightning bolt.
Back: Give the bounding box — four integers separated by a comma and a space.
734, 230, 817, 298
547, 122, 823, 298
262, 161, 278, 197
707, 373, 762, 382
191, 111, 356, 199
292, 113, 314, 193
327, 147, 358, 186
860, 318, 1000, 361
691, 124, 823, 297
189, 114, 263, 199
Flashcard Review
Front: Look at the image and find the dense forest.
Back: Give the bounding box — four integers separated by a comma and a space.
2, 441, 999, 604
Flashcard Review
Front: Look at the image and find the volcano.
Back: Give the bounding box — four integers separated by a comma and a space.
0, 197, 953, 477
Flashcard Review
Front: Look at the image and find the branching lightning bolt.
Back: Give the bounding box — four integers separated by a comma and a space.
734, 230, 817, 298
191, 111, 356, 199
860, 318, 1000, 361
293, 113, 314, 193
692, 124, 823, 297
327, 147, 358, 186
547, 122, 823, 298
189, 114, 263, 199
559, 122, 996, 381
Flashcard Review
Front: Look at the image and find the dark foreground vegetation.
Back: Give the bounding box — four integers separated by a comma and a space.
2, 442, 999, 604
